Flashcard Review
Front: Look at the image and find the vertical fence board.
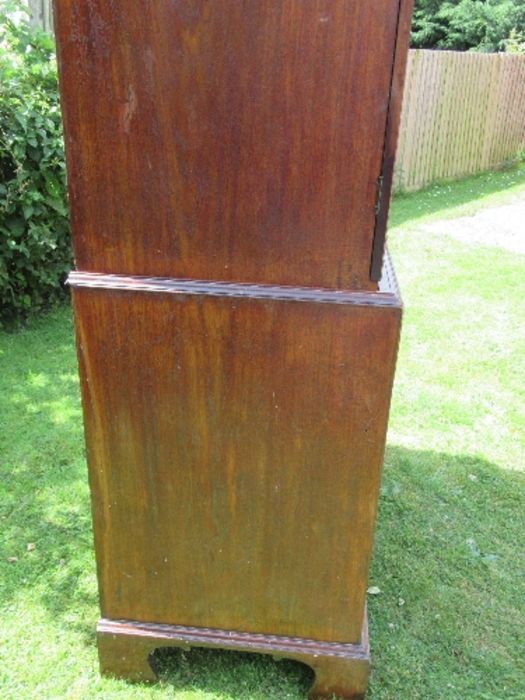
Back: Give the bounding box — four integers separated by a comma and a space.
395, 49, 525, 191
28, 0, 53, 33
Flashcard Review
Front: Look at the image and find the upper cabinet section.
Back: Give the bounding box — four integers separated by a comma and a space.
55, 1, 409, 289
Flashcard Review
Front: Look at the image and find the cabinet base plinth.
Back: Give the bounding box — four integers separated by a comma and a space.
97, 615, 370, 700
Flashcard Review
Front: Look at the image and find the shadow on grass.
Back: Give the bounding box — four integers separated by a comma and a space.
389, 162, 525, 229
152, 647, 314, 700
1, 308, 524, 697
367, 445, 525, 698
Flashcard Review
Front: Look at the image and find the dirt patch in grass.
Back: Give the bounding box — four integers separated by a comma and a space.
421, 199, 525, 254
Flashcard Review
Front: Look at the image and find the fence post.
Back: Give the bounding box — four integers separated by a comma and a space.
28, 0, 53, 34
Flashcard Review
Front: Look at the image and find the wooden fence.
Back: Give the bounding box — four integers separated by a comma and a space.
394, 49, 525, 191
27, 4, 525, 193
28, 0, 53, 34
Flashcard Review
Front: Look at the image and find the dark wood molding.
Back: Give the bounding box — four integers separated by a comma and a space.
98, 615, 369, 660
370, 0, 415, 281
97, 614, 370, 700
68, 264, 401, 309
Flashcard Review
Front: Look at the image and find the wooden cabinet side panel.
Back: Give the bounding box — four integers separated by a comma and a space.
54, 0, 402, 289
72, 289, 401, 644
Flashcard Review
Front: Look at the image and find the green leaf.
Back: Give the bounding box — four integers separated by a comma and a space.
22, 204, 34, 220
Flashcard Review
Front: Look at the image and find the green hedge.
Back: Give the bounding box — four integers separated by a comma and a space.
0, 3, 71, 327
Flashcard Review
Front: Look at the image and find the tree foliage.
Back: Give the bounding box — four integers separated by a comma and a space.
411, 0, 525, 52
0, 1, 71, 327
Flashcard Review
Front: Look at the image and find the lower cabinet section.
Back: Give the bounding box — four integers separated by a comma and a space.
70, 275, 401, 698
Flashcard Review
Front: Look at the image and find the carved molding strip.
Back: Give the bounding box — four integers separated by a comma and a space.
68, 269, 401, 309
97, 615, 370, 661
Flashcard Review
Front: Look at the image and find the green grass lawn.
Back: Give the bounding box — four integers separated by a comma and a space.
1, 165, 525, 699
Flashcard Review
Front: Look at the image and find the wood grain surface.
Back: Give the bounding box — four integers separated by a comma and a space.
54, 0, 403, 289
73, 287, 401, 644
54, 2, 412, 691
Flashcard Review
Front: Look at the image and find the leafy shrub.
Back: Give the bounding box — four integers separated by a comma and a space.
412, 0, 525, 52
0, 1, 71, 327
505, 28, 525, 54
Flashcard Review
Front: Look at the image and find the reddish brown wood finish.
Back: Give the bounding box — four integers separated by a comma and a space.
54, 1, 413, 696
54, 0, 408, 290
72, 284, 400, 644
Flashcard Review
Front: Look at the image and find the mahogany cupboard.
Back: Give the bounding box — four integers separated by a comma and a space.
53, 2, 413, 698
